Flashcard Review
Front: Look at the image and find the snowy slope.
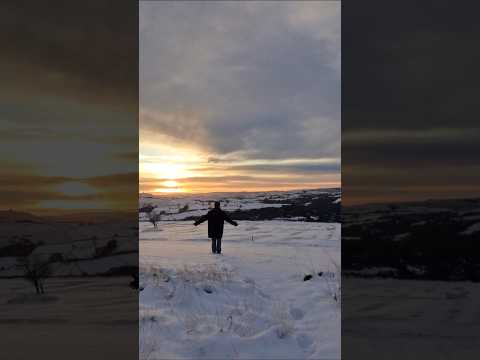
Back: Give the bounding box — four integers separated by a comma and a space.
140, 220, 340, 359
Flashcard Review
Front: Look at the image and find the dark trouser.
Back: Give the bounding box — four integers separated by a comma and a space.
211, 237, 222, 253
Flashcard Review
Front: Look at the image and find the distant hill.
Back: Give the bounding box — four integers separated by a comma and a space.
0, 210, 44, 223
140, 188, 341, 223
44, 211, 137, 223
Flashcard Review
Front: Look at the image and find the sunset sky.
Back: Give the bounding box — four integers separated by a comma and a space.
140, 1, 340, 194
1, 2, 137, 214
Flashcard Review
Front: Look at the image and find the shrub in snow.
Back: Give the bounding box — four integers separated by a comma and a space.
323, 265, 341, 305
272, 303, 295, 339
17, 254, 51, 294
178, 204, 189, 213
176, 264, 233, 283
148, 211, 161, 229
215, 308, 233, 334
140, 308, 158, 323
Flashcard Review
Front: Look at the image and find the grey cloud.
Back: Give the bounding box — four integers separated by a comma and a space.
140, 1, 340, 161
226, 163, 341, 174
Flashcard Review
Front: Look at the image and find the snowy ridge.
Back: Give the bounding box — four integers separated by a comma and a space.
140, 188, 341, 223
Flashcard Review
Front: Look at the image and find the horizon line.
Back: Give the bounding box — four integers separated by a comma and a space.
140, 186, 341, 196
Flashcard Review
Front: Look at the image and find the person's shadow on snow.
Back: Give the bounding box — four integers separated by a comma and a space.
194, 201, 238, 254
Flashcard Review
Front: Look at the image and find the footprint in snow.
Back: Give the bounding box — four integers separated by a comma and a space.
203, 285, 214, 294
296, 333, 314, 349
290, 307, 304, 320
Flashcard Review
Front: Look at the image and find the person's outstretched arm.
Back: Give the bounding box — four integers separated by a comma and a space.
224, 212, 238, 226
194, 214, 208, 226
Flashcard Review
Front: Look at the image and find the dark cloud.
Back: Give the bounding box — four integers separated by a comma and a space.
224, 163, 341, 174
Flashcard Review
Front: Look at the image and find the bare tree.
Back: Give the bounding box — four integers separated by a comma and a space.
178, 204, 189, 213
148, 211, 161, 229
17, 254, 52, 294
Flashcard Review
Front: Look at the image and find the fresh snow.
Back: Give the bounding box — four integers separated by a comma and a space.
140, 220, 340, 359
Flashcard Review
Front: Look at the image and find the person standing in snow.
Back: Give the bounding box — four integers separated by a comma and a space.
194, 201, 238, 254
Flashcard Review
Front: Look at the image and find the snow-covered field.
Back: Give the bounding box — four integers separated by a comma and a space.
140, 220, 340, 359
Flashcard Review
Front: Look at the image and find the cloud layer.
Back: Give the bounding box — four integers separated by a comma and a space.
140, 1, 340, 193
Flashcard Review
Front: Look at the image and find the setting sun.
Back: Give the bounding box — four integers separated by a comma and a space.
162, 180, 178, 188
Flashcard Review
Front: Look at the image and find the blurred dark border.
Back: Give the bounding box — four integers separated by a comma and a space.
343, 1, 480, 358
0, 1, 138, 359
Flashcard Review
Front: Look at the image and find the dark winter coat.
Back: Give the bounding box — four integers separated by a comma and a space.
194, 208, 237, 238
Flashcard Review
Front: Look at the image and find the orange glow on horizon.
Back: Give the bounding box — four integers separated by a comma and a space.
145, 181, 340, 195
140, 140, 340, 195
153, 187, 185, 194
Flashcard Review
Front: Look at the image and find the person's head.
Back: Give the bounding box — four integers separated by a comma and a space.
214, 201, 221, 209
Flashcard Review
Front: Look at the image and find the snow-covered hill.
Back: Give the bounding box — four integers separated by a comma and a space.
140, 188, 341, 223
